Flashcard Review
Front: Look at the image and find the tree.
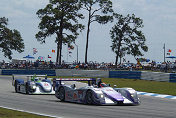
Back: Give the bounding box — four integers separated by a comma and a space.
0, 17, 24, 60
110, 13, 148, 66
80, 0, 113, 64
36, 0, 84, 65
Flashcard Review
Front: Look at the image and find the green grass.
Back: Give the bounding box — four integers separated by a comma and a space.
101, 78, 176, 96
0, 107, 50, 118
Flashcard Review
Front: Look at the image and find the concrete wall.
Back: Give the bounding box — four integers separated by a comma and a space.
1, 69, 175, 83
141, 71, 170, 82
109, 71, 172, 82
56, 69, 109, 78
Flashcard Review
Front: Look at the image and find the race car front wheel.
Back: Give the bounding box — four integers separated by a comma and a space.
86, 90, 93, 105
14, 81, 18, 93
59, 87, 65, 101
25, 83, 29, 94
55, 88, 60, 99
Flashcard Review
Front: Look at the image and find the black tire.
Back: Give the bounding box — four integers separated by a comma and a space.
55, 88, 60, 99
86, 90, 93, 105
25, 83, 29, 94
59, 87, 65, 101
14, 81, 18, 93
117, 101, 124, 105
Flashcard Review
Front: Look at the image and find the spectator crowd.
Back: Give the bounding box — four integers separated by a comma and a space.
1, 59, 176, 73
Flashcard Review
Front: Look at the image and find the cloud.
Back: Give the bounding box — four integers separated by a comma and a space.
0, 0, 48, 19
1, 0, 176, 62
9, 0, 48, 9
111, 0, 176, 61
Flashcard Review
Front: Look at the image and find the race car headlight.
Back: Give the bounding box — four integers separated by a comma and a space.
97, 94, 104, 98
31, 85, 36, 89
131, 94, 134, 98
100, 94, 104, 98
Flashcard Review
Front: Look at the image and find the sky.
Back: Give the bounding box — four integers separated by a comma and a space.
0, 0, 176, 64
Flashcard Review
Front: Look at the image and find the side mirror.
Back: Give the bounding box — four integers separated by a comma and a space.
107, 84, 111, 87
114, 85, 117, 88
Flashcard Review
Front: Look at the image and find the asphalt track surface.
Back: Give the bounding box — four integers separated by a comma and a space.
0, 76, 176, 118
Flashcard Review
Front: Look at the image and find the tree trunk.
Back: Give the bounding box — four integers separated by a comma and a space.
56, 41, 60, 63
59, 21, 64, 65
115, 38, 122, 66
115, 54, 118, 66
85, 9, 91, 64
120, 56, 122, 64
59, 38, 62, 65
57, 15, 64, 65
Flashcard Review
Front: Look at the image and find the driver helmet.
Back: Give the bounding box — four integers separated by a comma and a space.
96, 78, 107, 87
96, 78, 102, 87
34, 77, 39, 82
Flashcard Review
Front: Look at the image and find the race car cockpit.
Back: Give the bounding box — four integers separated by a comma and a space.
96, 78, 108, 88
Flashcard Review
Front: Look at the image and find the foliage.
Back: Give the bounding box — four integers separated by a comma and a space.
110, 13, 148, 65
36, 0, 84, 64
79, 0, 114, 63
0, 17, 24, 60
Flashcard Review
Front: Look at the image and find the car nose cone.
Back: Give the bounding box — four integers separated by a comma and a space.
40, 82, 52, 92
102, 88, 124, 101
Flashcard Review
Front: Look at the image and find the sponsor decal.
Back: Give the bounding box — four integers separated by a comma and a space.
66, 91, 72, 99
78, 90, 83, 99
44, 83, 49, 86
94, 88, 100, 91
78, 90, 83, 94
105, 89, 113, 91
73, 93, 78, 100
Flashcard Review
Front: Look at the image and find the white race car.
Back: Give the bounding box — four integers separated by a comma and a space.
53, 78, 140, 105
12, 75, 55, 94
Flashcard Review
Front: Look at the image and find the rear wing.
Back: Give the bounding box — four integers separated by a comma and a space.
53, 78, 96, 87
54, 78, 96, 81
12, 74, 47, 86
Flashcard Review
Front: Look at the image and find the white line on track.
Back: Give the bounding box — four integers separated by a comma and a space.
0, 105, 62, 118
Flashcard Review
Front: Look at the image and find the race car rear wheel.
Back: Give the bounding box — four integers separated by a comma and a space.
55, 88, 60, 99
59, 87, 65, 101
86, 90, 93, 105
55, 88, 59, 99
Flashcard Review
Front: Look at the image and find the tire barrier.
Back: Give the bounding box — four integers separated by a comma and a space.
109, 71, 141, 79
170, 74, 176, 82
